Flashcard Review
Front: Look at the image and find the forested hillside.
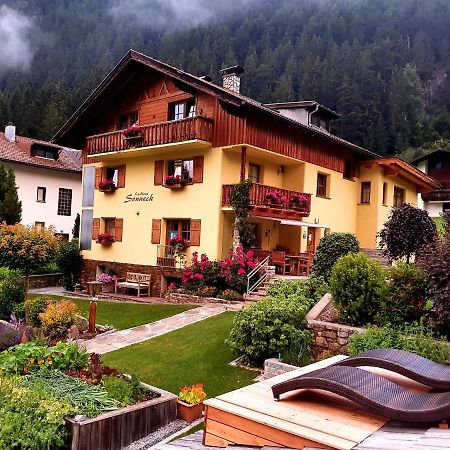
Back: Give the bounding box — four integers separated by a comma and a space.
0, 0, 449, 155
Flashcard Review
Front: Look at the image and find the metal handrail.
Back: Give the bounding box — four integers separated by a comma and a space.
247, 255, 270, 295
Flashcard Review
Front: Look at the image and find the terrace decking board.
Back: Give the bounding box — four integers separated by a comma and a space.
203, 356, 423, 450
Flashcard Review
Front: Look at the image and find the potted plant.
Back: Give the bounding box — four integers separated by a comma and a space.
97, 272, 116, 293
96, 233, 115, 246
170, 237, 189, 251
177, 383, 206, 423
123, 124, 144, 141
265, 190, 287, 208
164, 175, 185, 189
98, 179, 116, 193
289, 193, 310, 211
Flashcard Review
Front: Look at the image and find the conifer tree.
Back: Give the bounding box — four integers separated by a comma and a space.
0, 164, 22, 225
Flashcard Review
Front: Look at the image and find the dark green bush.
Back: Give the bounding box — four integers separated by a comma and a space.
312, 232, 360, 279
330, 252, 386, 326
24, 296, 51, 327
348, 324, 449, 363
377, 262, 429, 325
0, 267, 26, 320
226, 296, 312, 366
55, 240, 83, 291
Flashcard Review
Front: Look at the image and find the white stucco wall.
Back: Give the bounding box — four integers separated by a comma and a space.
5, 162, 82, 237
425, 201, 443, 218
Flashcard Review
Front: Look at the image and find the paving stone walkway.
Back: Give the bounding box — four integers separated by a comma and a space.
81, 304, 233, 354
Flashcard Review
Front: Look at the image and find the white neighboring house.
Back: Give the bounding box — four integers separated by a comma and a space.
0, 124, 82, 239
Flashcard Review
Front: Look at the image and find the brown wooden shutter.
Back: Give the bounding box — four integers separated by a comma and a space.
151, 219, 161, 244
193, 156, 204, 183
190, 219, 201, 246
117, 165, 126, 188
114, 218, 123, 242
154, 160, 164, 185
92, 218, 100, 240
95, 168, 103, 189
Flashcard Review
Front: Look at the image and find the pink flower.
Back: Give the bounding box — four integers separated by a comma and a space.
238, 268, 246, 275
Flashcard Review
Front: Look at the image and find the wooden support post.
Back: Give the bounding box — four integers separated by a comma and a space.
88, 300, 97, 334
240, 146, 247, 182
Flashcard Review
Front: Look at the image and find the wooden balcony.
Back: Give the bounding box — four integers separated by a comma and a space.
222, 183, 311, 219
86, 116, 213, 156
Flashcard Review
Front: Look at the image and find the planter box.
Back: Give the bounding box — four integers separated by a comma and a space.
101, 282, 115, 293
96, 240, 114, 246
177, 400, 203, 423
99, 186, 117, 193
67, 382, 177, 450
124, 134, 143, 141
164, 183, 185, 189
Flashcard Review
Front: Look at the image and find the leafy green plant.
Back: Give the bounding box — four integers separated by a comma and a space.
24, 296, 50, 327
226, 296, 312, 366
330, 252, 387, 326
348, 324, 449, 363
378, 203, 436, 263
178, 383, 206, 404
0, 341, 88, 375
0, 267, 26, 320
312, 232, 360, 279
102, 375, 146, 406
377, 262, 429, 325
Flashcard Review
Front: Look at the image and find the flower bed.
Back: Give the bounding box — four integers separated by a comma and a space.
0, 342, 177, 450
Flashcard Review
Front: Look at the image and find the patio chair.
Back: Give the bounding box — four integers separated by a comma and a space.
335, 348, 450, 390
271, 365, 450, 423
271, 251, 291, 275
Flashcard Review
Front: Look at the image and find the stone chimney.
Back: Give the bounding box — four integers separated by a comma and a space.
5, 123, 16, 143
220, 65, 245, 94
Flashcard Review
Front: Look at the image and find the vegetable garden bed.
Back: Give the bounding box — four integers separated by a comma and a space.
67, 381, 177, 450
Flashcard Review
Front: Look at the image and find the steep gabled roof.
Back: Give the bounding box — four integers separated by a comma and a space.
52, 49, 379, 160
411, 148, 450, 165
0, 133, 81, 173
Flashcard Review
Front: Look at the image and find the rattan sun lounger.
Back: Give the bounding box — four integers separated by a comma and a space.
335, 349, 450, 389
272, 365, 450, 422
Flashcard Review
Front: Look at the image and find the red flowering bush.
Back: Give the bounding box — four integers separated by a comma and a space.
182, 252, 224, 292
220, 247, 257, 293
265, 190, 287, 207
122, 125, 143, 138
290, 193, 310, 209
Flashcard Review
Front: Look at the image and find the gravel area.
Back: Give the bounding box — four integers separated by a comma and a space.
124, 419, 188, 450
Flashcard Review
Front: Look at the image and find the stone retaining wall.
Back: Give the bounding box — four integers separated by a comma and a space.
26, 273, 62, 289
307, 319, 364, 357
165, 292, 241, 305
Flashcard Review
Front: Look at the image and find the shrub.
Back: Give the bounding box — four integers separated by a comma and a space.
378, 203, 436, 263
0, 341, 89, 374
0, 267, 26, 320
182, 252, 225, 293
221, 289, 243, 302
417, 233, 450, 339
55, 240, 83, 291
330, 252, 386, 326
0, 376, 74, 449
312, 232, 360, 279
376, 262, 429, 325
197, 286, 219, 297
39, 300, 78, 339
226, 296, 312, 366
219, 247, 257, 293
348, 324, 449, 364
24, 296, 51, 327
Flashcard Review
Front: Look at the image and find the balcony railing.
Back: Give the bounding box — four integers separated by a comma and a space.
222, 183, 311, 217
86, 116, 213, 156
156, 244, 176, 268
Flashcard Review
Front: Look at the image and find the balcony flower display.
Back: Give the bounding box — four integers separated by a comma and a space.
265, 190, 287, 208
289, 193, 310, 210
98, 179, 116, 192
122, 124, 143, 139
164, 175, 185, 188
170, 237, 189, 250
96, 233, 115, 245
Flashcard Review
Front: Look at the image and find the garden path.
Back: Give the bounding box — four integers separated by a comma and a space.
81, 304, 241, 354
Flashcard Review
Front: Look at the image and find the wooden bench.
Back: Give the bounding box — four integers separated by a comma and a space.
115, 272, 151, 298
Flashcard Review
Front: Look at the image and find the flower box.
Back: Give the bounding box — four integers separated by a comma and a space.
164, 183, 185, 189
99, 185, 116, 193
98, 180, 117, 193
177, 400, 203, 423
96, 233, 115, 246
124, 133, 143, 141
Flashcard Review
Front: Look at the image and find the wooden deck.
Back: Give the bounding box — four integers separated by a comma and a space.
202, 356, 438, 450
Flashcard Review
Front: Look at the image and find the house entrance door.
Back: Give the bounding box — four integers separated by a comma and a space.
307, 227, 316, 254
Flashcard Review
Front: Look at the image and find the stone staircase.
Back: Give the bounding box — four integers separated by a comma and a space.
361, 248, 391, 268
244, 265, 276, 302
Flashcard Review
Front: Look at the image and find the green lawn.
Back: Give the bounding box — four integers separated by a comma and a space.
27, 295, 197, 330
102, 311, 257, 397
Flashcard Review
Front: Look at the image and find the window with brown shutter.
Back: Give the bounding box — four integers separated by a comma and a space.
114, 218, 123, 242
116, 165, 126, 188
193, 156, 204, 183
92, 218, 100, 240
154, 160, 164, 185
151, 219, 161, 244
95, 168, 103, 189
190, 219, 201, 246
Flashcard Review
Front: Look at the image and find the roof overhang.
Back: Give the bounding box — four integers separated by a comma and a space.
363, 158, 441, 193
